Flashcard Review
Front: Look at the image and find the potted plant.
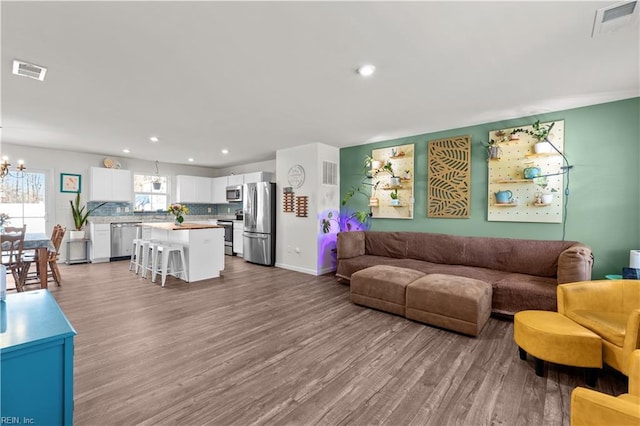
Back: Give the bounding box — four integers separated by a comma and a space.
532, 176, 558, 204
511, 120, 556, 154
376, 160, 400, 187
369, 181, 381, 207
390, 188, 400, 206
70, 193, 105, 239
483, 139, 501, 159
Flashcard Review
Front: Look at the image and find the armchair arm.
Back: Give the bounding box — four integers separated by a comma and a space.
557, 280, 621, 315
336, 231, 365, 260
571, 388, 640, 426
557, 243, 593, 284
623, 316, 640, 381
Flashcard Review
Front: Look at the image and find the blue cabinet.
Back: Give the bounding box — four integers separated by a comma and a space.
1, 290, 77, 425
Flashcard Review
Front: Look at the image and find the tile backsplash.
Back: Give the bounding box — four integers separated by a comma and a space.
87, 202, 241, 217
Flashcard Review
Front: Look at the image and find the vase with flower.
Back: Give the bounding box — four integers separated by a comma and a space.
168, 203, 189, 226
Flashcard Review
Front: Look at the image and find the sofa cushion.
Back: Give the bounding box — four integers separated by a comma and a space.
337, 231, 365, 259
566, 310, 628, 347
364, 232, 408, 259
493, 274, 558, 314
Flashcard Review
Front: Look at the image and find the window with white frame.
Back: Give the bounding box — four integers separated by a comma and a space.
133, 174, 168, 212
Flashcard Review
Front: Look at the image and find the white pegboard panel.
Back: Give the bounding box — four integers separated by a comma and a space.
487, 120, 564, 223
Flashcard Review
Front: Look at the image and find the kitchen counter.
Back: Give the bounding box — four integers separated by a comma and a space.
89, 215, 236, 224
139, 223, 225, 282
139, 222, 223, 230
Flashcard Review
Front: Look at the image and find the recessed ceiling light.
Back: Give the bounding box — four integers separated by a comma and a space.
187, 158, 195, 162
357, 64, 376, 77
150, 136, 159, 143
221, 149, 229, 155
123, 148, 130, 153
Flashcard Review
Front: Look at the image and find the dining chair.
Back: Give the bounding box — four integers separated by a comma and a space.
23, 224, 66, 287
1, 225, 27, 266
1, 232, 28, 292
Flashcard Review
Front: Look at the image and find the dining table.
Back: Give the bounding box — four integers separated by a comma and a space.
23, 233, 55, 289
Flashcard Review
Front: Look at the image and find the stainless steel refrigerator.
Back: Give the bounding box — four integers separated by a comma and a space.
243, 182, 276, 266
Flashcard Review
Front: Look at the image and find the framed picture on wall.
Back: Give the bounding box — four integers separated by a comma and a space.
60, 173, 81, 193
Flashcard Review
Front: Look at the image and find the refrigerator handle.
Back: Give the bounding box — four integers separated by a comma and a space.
251, 185, 258, 228
244, 233, 268, 239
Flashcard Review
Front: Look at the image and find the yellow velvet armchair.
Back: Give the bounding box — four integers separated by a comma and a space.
557, 279, 640, 376
571, 350, 640, 425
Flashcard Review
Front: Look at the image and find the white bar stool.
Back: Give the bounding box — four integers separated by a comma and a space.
152, 243, 188, 287
129, 238, 144, 273
141, 240, 161, 279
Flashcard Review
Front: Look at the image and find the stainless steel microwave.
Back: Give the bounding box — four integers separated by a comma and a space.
226, 185, 243, 202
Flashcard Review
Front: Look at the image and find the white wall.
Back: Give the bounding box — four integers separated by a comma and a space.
1, 143, 219, 261
316, 143, 340, 275
275, 143, 339, 275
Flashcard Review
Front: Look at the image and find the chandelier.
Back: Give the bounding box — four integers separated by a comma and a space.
1, 156, 26, 179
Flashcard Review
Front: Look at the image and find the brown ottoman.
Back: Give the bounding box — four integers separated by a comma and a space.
406, 274, 492, 336
350, 265, 426, 316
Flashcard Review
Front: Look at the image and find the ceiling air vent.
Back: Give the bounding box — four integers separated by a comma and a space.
592, 1, 639, 37
12, 60, 47, 81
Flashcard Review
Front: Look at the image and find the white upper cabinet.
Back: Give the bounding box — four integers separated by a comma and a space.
211, 176, 228, 204
243, 171, 273, 184
176, 175, 212, 203
89, 167, 132, 202
227, 174, 244, 186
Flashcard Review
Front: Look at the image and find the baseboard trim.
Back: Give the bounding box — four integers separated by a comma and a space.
275, 263, 317, 276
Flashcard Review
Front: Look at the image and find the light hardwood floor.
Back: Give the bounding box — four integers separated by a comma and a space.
40, 258, 626, 425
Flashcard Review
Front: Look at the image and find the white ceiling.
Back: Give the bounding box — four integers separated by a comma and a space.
2, 1, 638, 168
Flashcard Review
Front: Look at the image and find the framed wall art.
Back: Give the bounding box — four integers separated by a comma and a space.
60, 173, 81, 193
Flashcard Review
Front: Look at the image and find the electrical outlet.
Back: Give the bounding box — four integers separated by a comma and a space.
116, 207, 121, 213
124, 207, 130, 213
207, 207, 212, 213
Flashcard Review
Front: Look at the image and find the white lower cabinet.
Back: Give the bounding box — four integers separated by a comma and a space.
233, 220, 243, 256
89, 223, 111, 263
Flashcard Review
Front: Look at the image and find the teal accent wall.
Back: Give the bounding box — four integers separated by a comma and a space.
340, 98, 640, 279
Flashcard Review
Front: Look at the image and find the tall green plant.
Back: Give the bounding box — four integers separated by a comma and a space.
70, 193, 105, 230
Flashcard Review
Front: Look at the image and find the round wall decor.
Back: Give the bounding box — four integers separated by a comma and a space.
287, 164, 305, 188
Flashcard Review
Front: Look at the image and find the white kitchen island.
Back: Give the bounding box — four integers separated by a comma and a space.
140, 222, 225, 282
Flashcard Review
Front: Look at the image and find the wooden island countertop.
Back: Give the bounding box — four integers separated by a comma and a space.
139, 222, 223, 231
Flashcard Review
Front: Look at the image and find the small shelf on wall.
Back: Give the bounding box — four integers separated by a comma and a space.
493, 203, 518, 208
524, 153, 562, 158
381, 186, 403, 190
533, 202, 551, 207
495, 179, 534, 184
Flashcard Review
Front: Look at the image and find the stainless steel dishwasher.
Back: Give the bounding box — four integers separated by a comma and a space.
110, 222, 140, 261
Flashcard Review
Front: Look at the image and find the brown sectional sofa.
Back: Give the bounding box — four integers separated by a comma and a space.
336, 231, 593, 315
